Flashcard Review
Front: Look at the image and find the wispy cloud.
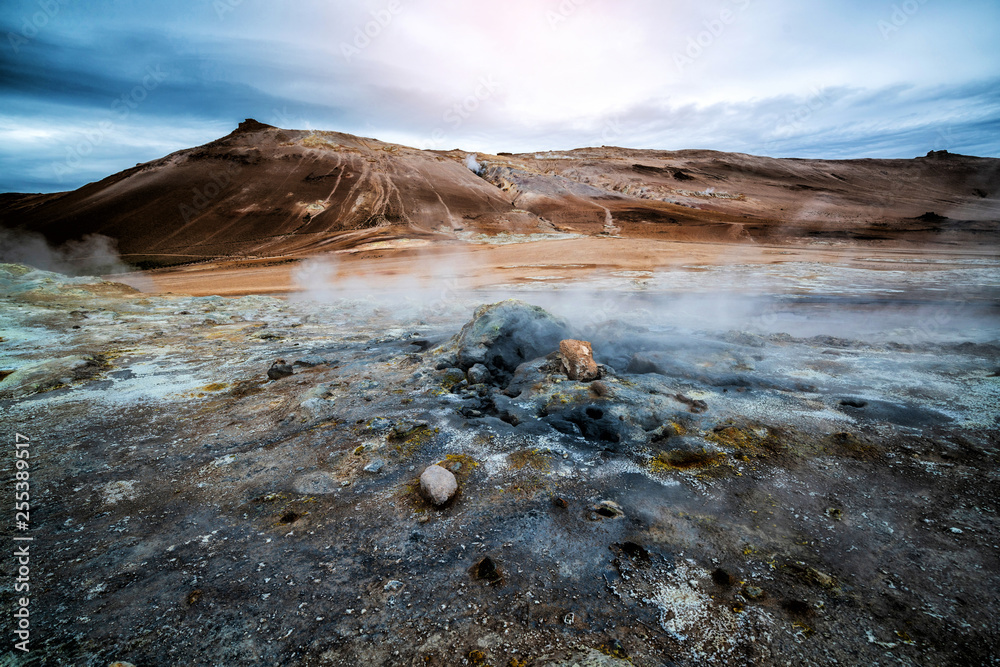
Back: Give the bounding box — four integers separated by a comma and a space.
1, 0, 998, 193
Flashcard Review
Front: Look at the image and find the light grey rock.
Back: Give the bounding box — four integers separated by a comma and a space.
419, 464, 457, 506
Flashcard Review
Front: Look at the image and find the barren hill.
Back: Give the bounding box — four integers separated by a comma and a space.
2, 120, 998, 268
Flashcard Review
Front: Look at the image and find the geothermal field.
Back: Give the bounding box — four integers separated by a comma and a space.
2, 123, 999, 666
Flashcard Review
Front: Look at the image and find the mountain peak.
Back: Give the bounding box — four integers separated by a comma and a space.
233, 118, 275, 134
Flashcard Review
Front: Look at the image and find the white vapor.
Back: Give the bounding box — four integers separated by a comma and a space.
0, 227, 141, 279
465, 154, 483, 175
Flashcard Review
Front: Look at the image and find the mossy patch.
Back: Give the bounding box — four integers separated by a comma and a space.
508, 448, 552, 472
437, 453, 480, 479
389, 424, 437, 458
598, 639, 630, 660
650, 448, 726, 473
440, 368, 466, 390
707, 422, 785, 459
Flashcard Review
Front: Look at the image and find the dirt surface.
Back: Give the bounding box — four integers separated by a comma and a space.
1, 254, 998, 666
146, 239, 1000, 298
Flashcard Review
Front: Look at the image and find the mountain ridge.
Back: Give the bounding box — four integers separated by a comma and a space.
2, 120, 998, 268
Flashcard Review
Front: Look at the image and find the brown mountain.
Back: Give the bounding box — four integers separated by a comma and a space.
2, 120, 998, 268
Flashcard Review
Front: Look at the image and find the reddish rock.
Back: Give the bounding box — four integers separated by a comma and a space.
560, 339, 600, 382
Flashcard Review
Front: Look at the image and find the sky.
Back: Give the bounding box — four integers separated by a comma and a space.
1, 0, 999, 193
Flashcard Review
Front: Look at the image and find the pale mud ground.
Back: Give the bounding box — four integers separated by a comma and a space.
146, 238, 1000, 297
1, 239, 999, 666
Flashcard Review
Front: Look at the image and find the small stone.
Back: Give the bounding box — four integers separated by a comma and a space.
466, 363, 491, 385
363, 460, 385, 474
743, 585, 765, 600
384, 580, 404, 592
559, 339, 600, 382
950, 527, 964, 534
267, 359, 294, 380
419, 464, 458, 506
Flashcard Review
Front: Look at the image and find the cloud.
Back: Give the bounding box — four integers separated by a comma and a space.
1, 0, 999, 193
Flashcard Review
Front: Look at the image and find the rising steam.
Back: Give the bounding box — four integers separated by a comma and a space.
465, 154, 484, 175
0, 227, 136, 277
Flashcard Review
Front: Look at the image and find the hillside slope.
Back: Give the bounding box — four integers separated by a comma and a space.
2, 120, 997, 267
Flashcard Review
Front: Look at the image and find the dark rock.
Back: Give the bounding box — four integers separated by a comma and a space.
267, 359, 294, 380
454, 299, 568, 382
503, 356, 559, 397
434, 358, 456, 370
547, 404, 624, 447
439, 368, 467, 390
466, 363, 490, 385
616, 541, 651, 565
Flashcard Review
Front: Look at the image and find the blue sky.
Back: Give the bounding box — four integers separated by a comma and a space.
2, 0, 998, 193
